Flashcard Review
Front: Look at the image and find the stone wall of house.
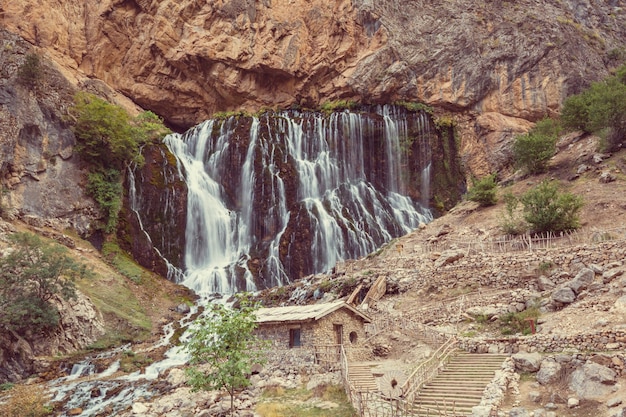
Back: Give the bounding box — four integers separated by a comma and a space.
255, 321, 317, 350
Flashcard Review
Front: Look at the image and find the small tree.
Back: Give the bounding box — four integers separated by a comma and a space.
185, 295, 266, 416
466, 174, 498, 206
512, 118, 559, 175
0, 233, 88, 333
561, 65, 626, 151
519, 180, 583, 234
17, 53, 43, 89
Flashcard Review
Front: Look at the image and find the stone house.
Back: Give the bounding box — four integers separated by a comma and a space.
255, 301, 371, 359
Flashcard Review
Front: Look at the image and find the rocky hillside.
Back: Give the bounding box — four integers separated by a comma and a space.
2, 0, 626, 178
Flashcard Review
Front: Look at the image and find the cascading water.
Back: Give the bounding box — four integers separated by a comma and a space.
138, 105, 434, 295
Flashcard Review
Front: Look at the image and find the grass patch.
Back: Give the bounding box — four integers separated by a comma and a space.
500, 306, 540, 336
102, 241, 149, 284
256, 384, 357, 417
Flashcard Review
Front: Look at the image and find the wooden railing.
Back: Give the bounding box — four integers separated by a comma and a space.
400, 336, 458, 403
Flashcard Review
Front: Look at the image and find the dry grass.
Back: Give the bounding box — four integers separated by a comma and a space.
256, 384, 357, 417
0, 384, 52, 417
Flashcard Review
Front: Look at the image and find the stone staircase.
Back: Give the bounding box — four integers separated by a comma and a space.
410, 353, 508, 416
348, 362, 379, 392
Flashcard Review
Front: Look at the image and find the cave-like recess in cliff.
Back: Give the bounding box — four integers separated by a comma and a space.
121, 105, 464, 295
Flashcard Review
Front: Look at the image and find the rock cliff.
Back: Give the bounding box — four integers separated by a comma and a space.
2, 0, 625, 176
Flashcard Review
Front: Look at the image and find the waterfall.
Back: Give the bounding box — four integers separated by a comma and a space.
153, 105, 434, 295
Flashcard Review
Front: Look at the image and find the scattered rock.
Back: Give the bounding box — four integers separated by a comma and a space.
512, 352, 542, 372
529, 390, 542, 403
551, 287, 576, 304
536, 359, 562, 385
509, 407, 530, 417
568, 268, 595, 294
434, 249, 465, 268
569, 362, 617, 399
567, 397, 580, 408
608, 398, 624, 407
599, 171, 617, 183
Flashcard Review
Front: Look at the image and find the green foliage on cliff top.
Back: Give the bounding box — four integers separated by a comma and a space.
561, 64, 626, 151
69, 92, 171, 233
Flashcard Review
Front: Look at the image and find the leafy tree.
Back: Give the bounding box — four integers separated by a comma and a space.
519, 180, 583, 234
0, 233, 88, 333
561, 65, 626, 150
466, 174, 498, 206
500, 191, 526, 235
70, 92, 141, 170
185, 295, 266, 416
512, 118, 559, 174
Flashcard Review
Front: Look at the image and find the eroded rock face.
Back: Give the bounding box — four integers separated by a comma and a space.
2, 0, 625, 176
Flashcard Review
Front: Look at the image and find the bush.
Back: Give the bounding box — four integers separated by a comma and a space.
69, 93, 170, 233
0, 233, 88, 333
512, 118, 559, 174
17, 53, 43, 88
466, 174, 498, 206
561, 65, 626, 151
86, 169, 123, 234
500, 191, 527, 235
519, 180, 583, 234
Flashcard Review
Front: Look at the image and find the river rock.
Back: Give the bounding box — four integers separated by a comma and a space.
569, 362, 617, 399
551, 287, 576, 304
536, 359, 562, 385
512, 352, 542, 372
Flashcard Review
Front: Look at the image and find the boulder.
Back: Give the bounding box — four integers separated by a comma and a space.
608, 398, 624, 408
551, 287, 576, 304
568, 268, 595, 294
599, 171, 617, 183
568, 397, 580, 408
434, 249, 465, 268
537, 275, 555, 291
512, 352, 542, 372
613, 295, 626, 314
603, 268, 624, 284
536, 359, 562, 385
569, 362, 617, 399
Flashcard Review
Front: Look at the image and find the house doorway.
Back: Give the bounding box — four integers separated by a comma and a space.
334, 324, 343, 345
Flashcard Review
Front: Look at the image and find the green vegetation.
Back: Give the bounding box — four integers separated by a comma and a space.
102, 242, 149, 284
17, 53, 43, 88
119, 349, 153, 373
466, 174, 498, 206
0, 233, 88, 333
320, 100, 357, 114
0, 384, 52, 417
519, 180, 583, 234
69, 92, 170, 233
500, 181, 583, 235
500, 306, 540, 336
256, 385, 357, 417
394, 101, 433, 114
561, 65, 626, 151
185, 294, 267, 416
212, 110, 251, 120
512, 118, 560, 174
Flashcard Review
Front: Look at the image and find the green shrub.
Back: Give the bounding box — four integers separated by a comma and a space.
499, 307, 540, 336
561, 65, 626, 151
519, 180, 583, 234
69, 93, 170, 233
512, 118, 559, 174
466, 174, 498, 206
500, 191, 527, 235
320, 100, 357, 113
17, 53, 43, 88
87, 169, 123, 234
